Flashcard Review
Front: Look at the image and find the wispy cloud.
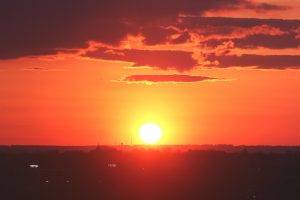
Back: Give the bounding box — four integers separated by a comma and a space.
119, 74, 222, 84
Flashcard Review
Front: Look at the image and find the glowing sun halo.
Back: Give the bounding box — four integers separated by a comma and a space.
139, 123, 162, 144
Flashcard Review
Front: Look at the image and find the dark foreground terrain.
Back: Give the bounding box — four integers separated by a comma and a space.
1, 146, 300, 200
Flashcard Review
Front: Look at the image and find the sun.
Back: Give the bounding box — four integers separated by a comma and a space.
139, 123, 162, 145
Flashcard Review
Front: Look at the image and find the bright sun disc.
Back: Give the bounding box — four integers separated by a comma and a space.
139, 123, 162, 144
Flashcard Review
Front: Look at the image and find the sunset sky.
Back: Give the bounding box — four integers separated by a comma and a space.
0, 0, 299, 145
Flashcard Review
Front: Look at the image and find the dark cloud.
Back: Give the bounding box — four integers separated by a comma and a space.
0, 0, 287, 59
170, 18, 300, 50
1, 1, 299, 71
141, 26, 177, 45
171, 32, 192, 44
85, 48, 198, 71
185, 18, 300, 50
242, 1, 289, 11
207, 54, 300, 69
205, 34, 300, 49
123, 74, 216, 83
233, 34, 300, 49
178, 17, 300, 31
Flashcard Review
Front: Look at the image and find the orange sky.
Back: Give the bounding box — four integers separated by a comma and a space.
0, 0, 299, 145
1, 56, 299, 145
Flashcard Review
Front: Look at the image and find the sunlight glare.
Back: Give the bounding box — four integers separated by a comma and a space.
139, 123, 162, 144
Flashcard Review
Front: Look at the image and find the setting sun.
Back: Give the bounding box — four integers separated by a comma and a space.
139, 123, 162, 145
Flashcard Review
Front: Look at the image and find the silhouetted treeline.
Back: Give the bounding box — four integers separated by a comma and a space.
1, 147, 300, 200
3, 144, 300, 153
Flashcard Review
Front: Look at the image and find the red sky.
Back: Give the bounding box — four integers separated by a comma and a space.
0, 0, 299, 145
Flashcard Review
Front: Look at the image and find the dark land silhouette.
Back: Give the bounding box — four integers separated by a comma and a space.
1, 145, 300, 200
